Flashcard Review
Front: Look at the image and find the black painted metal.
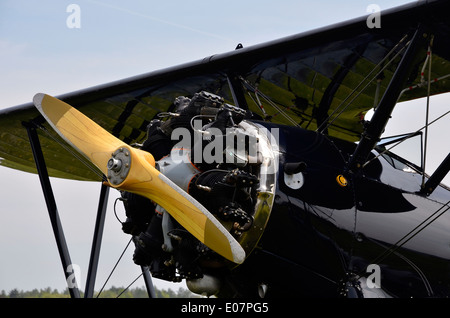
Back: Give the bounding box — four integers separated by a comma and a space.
226, 123, 450, 297
227, 74, 248, 112
24, 122, 81, 298
422, 153, 450, 195
84, 183, 110, 298
141, 266, 156, 298
23, 123, 157, 298
348, 25, 427, 171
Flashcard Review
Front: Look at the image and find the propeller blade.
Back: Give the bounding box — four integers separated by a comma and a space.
33, 93, 245, 264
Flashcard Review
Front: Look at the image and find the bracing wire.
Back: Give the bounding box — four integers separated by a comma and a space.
38, 123, 150, 298
240, 34, 410, 133
317, 35, 410, 133
116, 272, 144, 298
422, 38, 434, 187
356, 200, 450, 282
362, 108, 450, 168
36, 124, 106, 181
96, 237, 133, 298
241, 78, 300, 127
362, 36, 449, 170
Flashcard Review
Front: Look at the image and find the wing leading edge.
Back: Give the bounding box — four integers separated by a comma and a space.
1, 0, 450, 181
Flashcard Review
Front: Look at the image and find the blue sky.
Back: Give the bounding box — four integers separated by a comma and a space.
1, 0, 415, 107
1, 0, 449, 295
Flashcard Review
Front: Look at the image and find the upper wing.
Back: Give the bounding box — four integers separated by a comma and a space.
1, 0, 450, 181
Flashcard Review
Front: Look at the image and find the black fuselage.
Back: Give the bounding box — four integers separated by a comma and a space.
222, 122, 450, 298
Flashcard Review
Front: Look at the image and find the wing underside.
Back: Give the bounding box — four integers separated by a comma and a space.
1, 0, 450, 181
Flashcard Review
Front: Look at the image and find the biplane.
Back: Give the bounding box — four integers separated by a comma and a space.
1, 0, 450, 298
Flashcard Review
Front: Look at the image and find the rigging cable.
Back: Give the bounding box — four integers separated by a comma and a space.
422, 38, 434, 188
362, 107, 450, 168
116, 272, 144, 298
356, 200, 450, 281
37, 124, 106, 181
317, 35, 410, 133
96, 237, 133, 298
239, 35, 410, 134
253, 83, 269, 118
363, 237, 434, 296
240, 77, 300, 127
38, 118, 154, 298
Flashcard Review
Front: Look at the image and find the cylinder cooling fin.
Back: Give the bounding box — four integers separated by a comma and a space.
119, 92, 278, 294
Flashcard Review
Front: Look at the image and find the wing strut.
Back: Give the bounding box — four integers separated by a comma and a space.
227, 73, 248, 112
23, 121, 157, 298
84, 183, 109, 298
348, 25, 428, 171
23, 121, 81, 298
420, 153, 450, 196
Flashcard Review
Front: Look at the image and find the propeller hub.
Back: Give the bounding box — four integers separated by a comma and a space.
107, 157, 122, 172
107, 147, 131, 185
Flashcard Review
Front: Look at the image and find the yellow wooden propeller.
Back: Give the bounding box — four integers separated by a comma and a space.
33, 93, 245, 264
